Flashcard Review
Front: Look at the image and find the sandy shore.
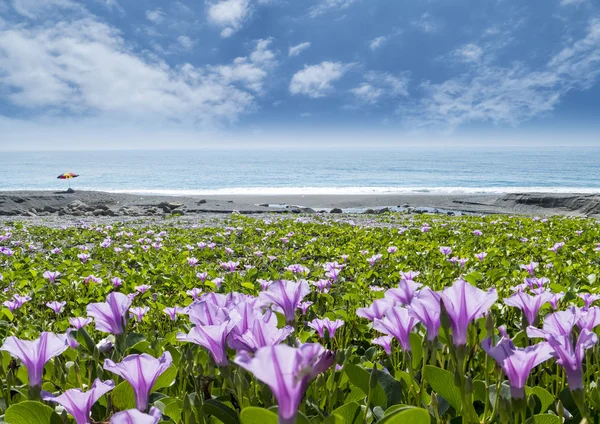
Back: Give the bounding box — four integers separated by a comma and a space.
2, 190, 600, 223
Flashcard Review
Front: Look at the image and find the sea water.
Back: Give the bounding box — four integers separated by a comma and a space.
2, 146, 600, 194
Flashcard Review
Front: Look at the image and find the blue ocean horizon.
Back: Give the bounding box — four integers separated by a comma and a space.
2, 146, 600, 195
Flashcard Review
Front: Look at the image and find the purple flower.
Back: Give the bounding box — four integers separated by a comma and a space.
110, 408, 162, 424
84, 275, 102, 284
43, 271, 61, 283
78, 253, 90, 263
325, 268, 341, 282
577, 306, 600, 331
482, 326, 553, 399
406, 287, 441, 341
548, 292, 564, 310
578, 293, 600, 309
86, 292, 132, 335
0, 332, 69, 388
163, 306, 185, 321
235, 343, 335, 424
3, 300, 19, 312
372, 336, 393, 355
47, 301, 67, 314
367, 254, 383, 266
257, 279, 272, 291
298, 301, 313, 315
260, 280, 310, 323
373, 306, 418, 351
220, 261, 239, 272
312, 279, 331, 293
439, 246, 452, 255
104, 352, 173, 411
177, 321, 234, 367
187, 257, 199, 267
135, 284, 151, 294
130, 306, 149, 323
549, 242, 565, 253
547, 331, 597, 391
385, 279, 422, 305
186, 287, 203, 300
228, 310, 293, 353
13, 294, 31, 307
474, 252, 487, 261
212, 277, 224, 289
43, 379, 115, 424
387, 246, 398, 253
505, 291, 554, 326
308, 318, 345, 339
356, 298, 396, 321
473, 230, 482, 236
441, 279, 498, 346
196, 272, 208, 282
400, 271, 420, 280
520, 262, 538, 276
111, 277, 123, 288
69, 317, 92, 329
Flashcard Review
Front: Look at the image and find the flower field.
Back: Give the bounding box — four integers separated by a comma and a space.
1, 213, 600, 424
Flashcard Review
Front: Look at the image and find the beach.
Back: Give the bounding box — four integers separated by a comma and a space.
2, 190, 600, 225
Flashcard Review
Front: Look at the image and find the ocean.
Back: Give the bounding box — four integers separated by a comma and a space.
2, 146, 600, 195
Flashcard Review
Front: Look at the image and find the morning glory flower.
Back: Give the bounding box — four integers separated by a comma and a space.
260, 280, 310, 323
135, 284, 151, 294
104, 352, 173, 411
257, 279, 272, 291
87, 292, 132, 335
505, 291, 554, 326
228, 316, 293, 353
384, 279, 422, 305
308, 317, 345, 339
520, 262, 538, 276
177, 321, 234, 367
78, 253, 90, 263
285, 264, 310, 275
312, 279, 331, 293
373, 306, 418, 351
356, 298, 396, 321
47, 301, 67, 314
186, 287, 203, 301
69, 317, 92, 329
441, 279, 498, 346
0, 332, 69, 388
110, 277, 123, 288
387, 246, 398, 253
3, 300, 19, 312
475, 252, 488, 261
84, 275, 102, 284
473, 230, 482, 236
43, 271, 61, 283
298, 301, 313, 315
439, 246, 452, 255
220, 261, 239, 272
13, 294, 31, 307
130, 306, 149, 323
43, 379, 115, 424
549, 242, 565, 253
212, 277, 224, 289
407, 287, 441, 341
110, 407, 162, 424
373, 336, 393, 355
578, 292, 600, 309
196, 271, 208, 282
163, 306, 185, 321
235, 343, 335, 424
577, 306, 600, 331
325, 268, 341, 282
548, 331, 597, 391
482, 326, 553, 399
367, 254, 382, 266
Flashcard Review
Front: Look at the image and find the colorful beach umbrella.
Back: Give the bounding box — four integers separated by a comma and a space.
57, 173, 79, 190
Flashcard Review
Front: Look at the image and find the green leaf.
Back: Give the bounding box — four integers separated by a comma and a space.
526, 386, 554, 413
525, 414, 561, 424
240, 407, 278, 424
153, 365, 177, 390
330, 402, 364, 424
423, 365, 462, 412
203, 399, 240, 424
5, 401, 61, 424
111, 381, 136, 411
345, 364, 387, 408
379, 406, 431, 424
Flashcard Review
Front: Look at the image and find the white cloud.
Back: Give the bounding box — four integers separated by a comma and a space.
0, 18, 281, 126
454, 43, 483, 62
369, 36, 387, 51
289, 41, 311, 57
11, 0, 85, 19
289, 61, 350, 98
351, 72, 409, 104
177, 35, 194, 50
145, 8, 165, 23
407, 18, 600, 130
411, 13, 442, 33
560, 0, 587, 5
308, 0, 356, 18
207, 0, 252, 38
210, 38, 277, 93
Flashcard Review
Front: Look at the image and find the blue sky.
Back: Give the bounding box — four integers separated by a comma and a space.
0, 0, 599, 149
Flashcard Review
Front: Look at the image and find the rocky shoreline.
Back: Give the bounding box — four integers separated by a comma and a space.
1, 190, 600, 221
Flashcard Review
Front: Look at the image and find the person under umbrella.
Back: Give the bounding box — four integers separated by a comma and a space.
57, 173, 79, 193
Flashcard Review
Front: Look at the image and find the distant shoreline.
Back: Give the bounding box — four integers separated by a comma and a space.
1, 190, 600, 223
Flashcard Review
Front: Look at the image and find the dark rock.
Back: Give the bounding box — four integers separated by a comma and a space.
13, 196, 25, 203
375, 207, 391, 214
66, 188, 75, 194
227, 200, 234, 203
401, 204, 410, 208
68, 200, 89, 210
363, 209, 376, 214
447, 211, 455, 216
93, 209, 106, 216
197, 199, 207, 204
299, 207, 316, 214
330, 208, 343, 214
290, 208, 301, 214
42, 205, 59, 213
259, 203, 269, 207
